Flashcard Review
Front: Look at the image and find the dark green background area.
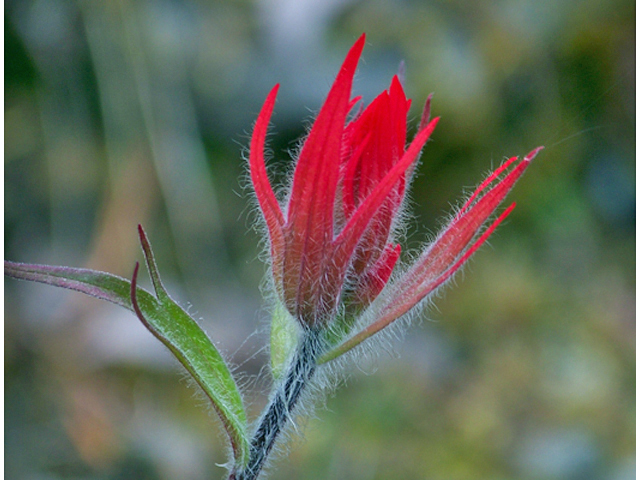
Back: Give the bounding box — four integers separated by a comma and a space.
5, 1, 634, 479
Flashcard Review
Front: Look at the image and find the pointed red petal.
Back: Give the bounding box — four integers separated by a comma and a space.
432, 203, 516, 288
334, 117, 440, 264
347, 96, 362, 115
418, 93, 434, 132
338, 75, 411, 284
456, 155, 518, 219
341, 75, 409, 217
286, 34, 365, 229
388, 75, 410, 162
249, 84, 286, 280
355, 243, 401, 306
406, 147, 541, 288
404, 203, 517, 311
282, 34, 366, 321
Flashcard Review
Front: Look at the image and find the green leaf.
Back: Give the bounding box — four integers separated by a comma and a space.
270, 301, 299, 379
133, 226, 248, 466
5, 226, 250, 467
4, 261, 157, 312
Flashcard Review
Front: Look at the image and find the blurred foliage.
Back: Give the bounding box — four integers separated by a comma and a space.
5, 0, 634, 479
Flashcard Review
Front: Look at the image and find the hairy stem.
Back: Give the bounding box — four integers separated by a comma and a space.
230, 328, 322, 480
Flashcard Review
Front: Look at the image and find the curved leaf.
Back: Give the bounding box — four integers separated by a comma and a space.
133, 226, 249, 466
4, 260, 157, 312
5, 226, 250, 467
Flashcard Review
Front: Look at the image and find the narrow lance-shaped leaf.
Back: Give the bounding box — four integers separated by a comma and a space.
5, 227, 250, 468
132, 226, 249, 467
4, 260, 158, 314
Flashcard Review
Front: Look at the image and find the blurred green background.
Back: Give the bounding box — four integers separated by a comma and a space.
5, 0, 634, 479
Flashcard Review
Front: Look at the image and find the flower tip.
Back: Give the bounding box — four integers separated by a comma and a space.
418, 94, 434, 131
267, 83, 280, 99
504, 201, 517, 214
348, 34, 367, 62
411, 115, 440, 148
137, 224, 152, 251
524, 146, 544, 163
397, 60, 406, 85
345, 34, 366, 63
428, 116, 441, 129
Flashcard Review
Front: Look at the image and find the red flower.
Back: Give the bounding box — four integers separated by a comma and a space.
324, 146, 543, 360
250, 33, 541, 340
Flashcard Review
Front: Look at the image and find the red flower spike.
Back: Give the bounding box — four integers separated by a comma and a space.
250, 34, 368, 325
250, 33, 539, 335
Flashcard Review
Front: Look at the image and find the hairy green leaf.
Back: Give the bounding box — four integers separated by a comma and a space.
4, 260, 157, 312
5, 226, 250, 467
133, 226, 248, 466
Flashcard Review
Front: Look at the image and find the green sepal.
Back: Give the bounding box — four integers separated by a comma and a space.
269, 301, 299, 379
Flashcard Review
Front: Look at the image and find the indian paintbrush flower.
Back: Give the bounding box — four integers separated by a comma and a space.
250, 33, 542, 361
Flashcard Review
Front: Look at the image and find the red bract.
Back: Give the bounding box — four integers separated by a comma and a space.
250, 34, 438, 327
250, 33, 540, 336
339, 75, 410, 309
323, 146, 543, 361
